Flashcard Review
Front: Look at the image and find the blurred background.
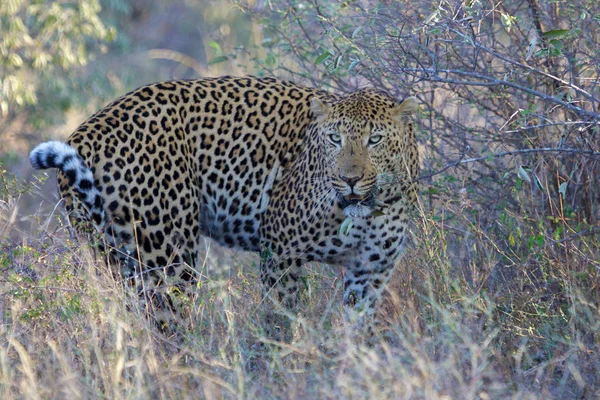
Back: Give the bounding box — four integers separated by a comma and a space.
1, 0, 600, 396
2, 0, 260, 169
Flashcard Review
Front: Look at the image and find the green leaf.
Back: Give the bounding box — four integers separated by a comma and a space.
370, 210, 386, 218
315, 52, 332, 65
517, 166, 531, 183
515, 177, 523, 190
533, 174, 545, 191
559, 182, 568, 197
207, 55, 228, 65
334, 55, 342, 70
208, 41, 222, 54
351, 26, 363, 39
265, 53, 276, 67
339, 217, 354, 236
549, 39, 563, 50
542, 29, 570, 39
526, 37, 537, 60
500, 12, 517, 31
261, 37, 277, 47
535, 234, 545, 247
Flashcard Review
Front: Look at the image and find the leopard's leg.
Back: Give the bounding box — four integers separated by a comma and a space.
259, 254, 302, 342
144, 247, 203, 334
343, 262, 395, 331
106, 235, 200, 336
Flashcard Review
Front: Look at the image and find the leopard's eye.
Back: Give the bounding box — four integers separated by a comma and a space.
328, 132, 342, 145
368, 134, 383, 146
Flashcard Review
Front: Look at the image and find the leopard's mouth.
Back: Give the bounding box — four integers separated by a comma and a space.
339, 192, 375, 209
344, 193, 364, 203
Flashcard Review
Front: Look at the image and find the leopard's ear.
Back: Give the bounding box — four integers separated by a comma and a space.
311, 98, 331, 118
391, 96, 418, 121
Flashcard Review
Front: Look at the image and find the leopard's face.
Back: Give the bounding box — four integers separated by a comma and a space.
311, 91, 417, 217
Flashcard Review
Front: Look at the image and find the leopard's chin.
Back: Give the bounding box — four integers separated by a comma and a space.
342, 204, 373, 218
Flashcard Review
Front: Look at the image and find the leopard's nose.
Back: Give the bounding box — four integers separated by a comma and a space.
339, 174, 363, 188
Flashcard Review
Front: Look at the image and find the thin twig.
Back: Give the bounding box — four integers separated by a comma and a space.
458, 148, 600, 164
502, 121, 591, 133
396, 67, 600, 120
556, 227, 600, 244
416, 147, 600, 181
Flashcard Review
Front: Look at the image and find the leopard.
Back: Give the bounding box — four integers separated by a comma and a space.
29, 76, 419, 338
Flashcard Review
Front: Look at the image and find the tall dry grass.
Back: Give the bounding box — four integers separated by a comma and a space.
1, 167, 598, 399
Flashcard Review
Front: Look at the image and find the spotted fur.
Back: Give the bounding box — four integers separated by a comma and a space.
30, 76, 419, 334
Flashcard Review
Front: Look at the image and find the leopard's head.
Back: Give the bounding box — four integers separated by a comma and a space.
312, 90, 418, 218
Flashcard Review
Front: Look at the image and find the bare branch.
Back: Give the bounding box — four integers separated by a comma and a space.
396, 67, 600, 121
417, 147, 600, 182
452, 30, 596, 102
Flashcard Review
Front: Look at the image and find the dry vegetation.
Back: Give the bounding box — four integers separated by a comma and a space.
2, 166, 599, 399
2, 0, 600, 398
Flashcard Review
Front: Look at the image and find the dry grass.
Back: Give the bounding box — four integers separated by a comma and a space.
1, 170, 599, 400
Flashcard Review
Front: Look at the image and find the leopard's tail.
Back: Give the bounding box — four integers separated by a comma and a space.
30, 141, 105, 228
